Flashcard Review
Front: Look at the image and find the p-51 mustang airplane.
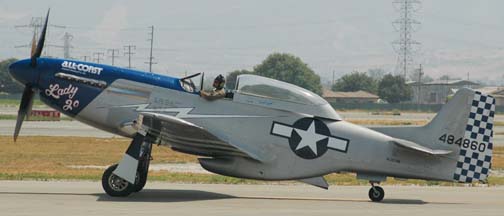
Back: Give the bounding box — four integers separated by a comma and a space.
9, 11, 495, 202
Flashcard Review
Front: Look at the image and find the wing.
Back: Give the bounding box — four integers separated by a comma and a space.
138, 112, 262, 161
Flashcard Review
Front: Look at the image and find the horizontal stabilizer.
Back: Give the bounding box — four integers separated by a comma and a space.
392, 139, 452, 156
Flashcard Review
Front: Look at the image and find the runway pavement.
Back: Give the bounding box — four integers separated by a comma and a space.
0, 181, 502, 216
0, 120, 116, 138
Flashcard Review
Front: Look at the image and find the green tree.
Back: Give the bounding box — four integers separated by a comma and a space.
367, 68, 386, 81
332, 71, 378, 93
253, 53, 322, 95
377, 74, 412, 103
0, 58, 23, 94
225, 69, 253, 89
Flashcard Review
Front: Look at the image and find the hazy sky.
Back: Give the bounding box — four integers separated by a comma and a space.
1, 0, 503, 84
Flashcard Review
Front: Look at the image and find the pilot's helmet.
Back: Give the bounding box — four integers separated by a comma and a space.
213, 74, 225, 90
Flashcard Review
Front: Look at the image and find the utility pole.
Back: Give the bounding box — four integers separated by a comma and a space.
332, 70, 335, 87
107, 49, 120, 66
93, 52, 104, 64
123, 45, 136, 69
392, 0, 421, 79
145, 25, 157, 72
417, 64, 423, 104
62, 32, 73, 59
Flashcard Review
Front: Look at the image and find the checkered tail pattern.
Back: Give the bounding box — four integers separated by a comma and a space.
453, 91, 495, 183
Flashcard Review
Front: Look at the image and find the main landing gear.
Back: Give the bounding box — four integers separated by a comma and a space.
102, 133, 153, 197
368, 182, 385, 202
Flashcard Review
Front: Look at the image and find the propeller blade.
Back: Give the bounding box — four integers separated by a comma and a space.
14, 86, 35, 142
30, 33, 37, 57
31, 9, 50, 67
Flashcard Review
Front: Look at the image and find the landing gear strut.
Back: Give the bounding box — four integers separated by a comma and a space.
368, 182, 385, 202
133, 140, 152, 192
101, 133, 153, 197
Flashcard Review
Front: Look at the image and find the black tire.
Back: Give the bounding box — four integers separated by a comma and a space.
133, 155, 150, 192
102, 164, 134, 197
132, 171, 148, 192
368, 186, 385, 202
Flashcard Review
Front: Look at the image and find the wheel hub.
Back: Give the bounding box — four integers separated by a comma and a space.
108, 173, 129, 192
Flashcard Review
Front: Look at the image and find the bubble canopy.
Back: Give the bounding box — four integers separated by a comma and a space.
235, 75, 327, 105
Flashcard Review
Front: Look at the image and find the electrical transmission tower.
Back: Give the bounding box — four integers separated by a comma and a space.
107, 49, 120, 66
15, 17, 43, 34
124, 45, 136, 68
14, 17, 44, 54
392, 0, 421, 79
15, 16, 66, 57
145, 26, 157, 72
62, 32, 73, 59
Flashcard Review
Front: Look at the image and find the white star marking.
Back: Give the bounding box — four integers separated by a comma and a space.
294, 121, 328, 156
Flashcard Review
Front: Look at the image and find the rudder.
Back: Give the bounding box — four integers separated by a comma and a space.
452, 90, 495, 183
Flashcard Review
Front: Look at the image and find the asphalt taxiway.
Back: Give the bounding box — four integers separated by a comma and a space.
0, 181, 502, 216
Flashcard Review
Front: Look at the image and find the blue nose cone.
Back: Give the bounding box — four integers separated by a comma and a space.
8, 59, 37, 86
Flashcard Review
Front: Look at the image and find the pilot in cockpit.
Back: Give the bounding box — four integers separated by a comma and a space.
200, 74, 226, 100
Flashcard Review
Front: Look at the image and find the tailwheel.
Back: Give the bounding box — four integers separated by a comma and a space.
368, 183, 385, 202
102, 164, 135, 197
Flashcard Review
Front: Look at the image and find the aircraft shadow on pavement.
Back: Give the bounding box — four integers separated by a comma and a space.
0, 191, 461, 205
94, 189, 235, 203
379, 199, 428, 205
94, 189, 460, 205
236, 196, 441, 205
379, 199, 463, 205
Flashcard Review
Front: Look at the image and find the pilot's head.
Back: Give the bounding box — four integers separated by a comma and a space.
213, 74, 225, 90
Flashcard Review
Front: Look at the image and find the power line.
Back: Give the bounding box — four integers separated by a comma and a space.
392, 0, 421, 79
14, 16, 66, 57
14, 17, 43, 55
14, 17, 44, 34
81, 55, 90, 62
145, 25, 157, 72
93, 52, 104, 64
123, 45, 136, 69
107, 49, 120, 66
57, 18, 360, 33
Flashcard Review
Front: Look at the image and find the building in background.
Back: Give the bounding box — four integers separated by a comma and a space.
408, 80, 480, 104
322, 89, 379, 104
476, 87, 504, 107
